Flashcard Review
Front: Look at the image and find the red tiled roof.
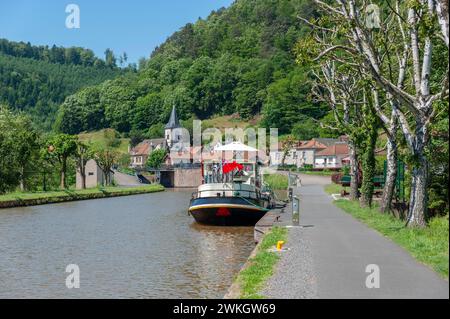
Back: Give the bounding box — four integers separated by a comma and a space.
298, 139, 328, 150
316, 143, 349, 156
130, 139, 165, 156
130, 142, 151, 156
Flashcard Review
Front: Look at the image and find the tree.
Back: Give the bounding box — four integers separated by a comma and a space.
75, 141, 93, 189
263, 68, 326, 134
93, 147, 119, 186
306, 62, 365, 201
14, 114, 40, 191
359, 95, 379, 208
299, 0, 449, 227
147, 149, 167, 169
281, 135, 296, 167
291, 117, 320, 141
0, 39, 124, 131
104, 48, 117, 68
0, 107, 20, 193
46, 134, 78, 189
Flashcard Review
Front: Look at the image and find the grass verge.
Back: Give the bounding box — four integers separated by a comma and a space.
0, 184, 164, 208
299, 170, 336, 176
334, 199, 449, 278
237, 227, 288, 298
324, 183, 345, 194
264, 174, 288, 190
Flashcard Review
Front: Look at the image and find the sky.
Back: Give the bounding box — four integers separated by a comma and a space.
0, 0, 234, 64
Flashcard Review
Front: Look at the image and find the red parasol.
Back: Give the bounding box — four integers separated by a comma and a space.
222, 161, 244, 174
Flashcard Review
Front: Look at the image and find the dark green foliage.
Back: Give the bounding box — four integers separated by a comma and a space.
147, 149, 167, 169
0, 107, 21, 193
291, 116, 320, 140
427, 101, 449, 216
0, 39, 125, 131
0, 39, 109, 67
359, 122, 377, 208
55, 0, 326, 135
0, 107, 41, 193
263, 68, 326, 134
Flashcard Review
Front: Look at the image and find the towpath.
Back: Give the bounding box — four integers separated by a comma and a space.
262, 174, 449, 299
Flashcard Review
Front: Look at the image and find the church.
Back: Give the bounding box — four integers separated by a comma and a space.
129, 105, 190, 169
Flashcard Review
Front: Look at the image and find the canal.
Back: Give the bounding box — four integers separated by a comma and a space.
0, 190, 255, 298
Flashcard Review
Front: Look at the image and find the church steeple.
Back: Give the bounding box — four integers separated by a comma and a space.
165, 105, 181, 129
165, 105, 181, 148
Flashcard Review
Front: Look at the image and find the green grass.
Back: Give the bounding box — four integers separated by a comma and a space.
299, 170, 336, 176
78, 129, 130, 154
0, 184, 164, 206
324, 183, 345, 194
237, 227, 288, 299
335, 199, 449, 278
263, 174, 288, 190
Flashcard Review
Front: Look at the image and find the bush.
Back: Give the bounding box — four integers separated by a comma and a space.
331, 173, 343, 184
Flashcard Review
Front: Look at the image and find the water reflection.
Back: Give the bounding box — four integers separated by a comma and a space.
0, 190, 255, 299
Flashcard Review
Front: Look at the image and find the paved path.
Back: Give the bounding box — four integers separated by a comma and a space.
113, 170, 142, 187
263, 174, 449, 299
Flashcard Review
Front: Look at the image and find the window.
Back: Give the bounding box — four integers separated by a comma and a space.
88, 172, 94, 176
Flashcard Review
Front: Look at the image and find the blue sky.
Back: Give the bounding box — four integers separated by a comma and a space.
0, 0, 234, 64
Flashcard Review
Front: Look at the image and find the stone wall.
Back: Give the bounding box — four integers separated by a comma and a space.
174, 168, 202, 188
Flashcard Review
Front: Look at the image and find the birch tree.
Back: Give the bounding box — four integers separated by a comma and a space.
310, 62, 364, 201
300, 0, 449, 227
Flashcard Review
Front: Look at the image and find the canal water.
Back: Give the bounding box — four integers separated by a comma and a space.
0, 190, 255, 298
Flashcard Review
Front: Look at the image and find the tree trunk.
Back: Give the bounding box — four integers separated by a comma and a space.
380, 136, 397, 213
81, 172, 86, 189
406, 120, 428, 227
60, 159, 67, 189
19, 166, 25, 192
360, 127, 377, 208
103, 169, 110, 186
349, 141, 359, 200
42, 171, 47, 192
80, 162, 86, 190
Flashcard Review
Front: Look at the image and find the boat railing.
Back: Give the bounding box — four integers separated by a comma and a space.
191, 189, 260, 200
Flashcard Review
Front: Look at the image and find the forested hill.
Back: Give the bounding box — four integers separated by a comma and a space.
56, 0, 327, 137
0, 39, 126, 131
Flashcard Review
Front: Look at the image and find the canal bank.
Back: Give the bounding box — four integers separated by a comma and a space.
226, 173, 449, 299
260, 174, 448, 299
224, 191, 292, 298
0, 184, 164, 209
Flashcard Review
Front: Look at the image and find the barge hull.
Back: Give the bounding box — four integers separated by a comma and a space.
189, 197, 267, 226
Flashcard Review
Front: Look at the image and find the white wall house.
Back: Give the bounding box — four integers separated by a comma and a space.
296, 139, 328, 167
270, 149, 298, 166
314, 143, 349, 169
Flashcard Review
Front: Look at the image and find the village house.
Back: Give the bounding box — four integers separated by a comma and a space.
296, 139, 328, 168
129, 138, 166, 169
314, 142, 350, 169
130, 105, 193, 169
269, 141, 303, 167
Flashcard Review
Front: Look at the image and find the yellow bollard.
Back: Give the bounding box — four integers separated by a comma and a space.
276, 240, 285, 251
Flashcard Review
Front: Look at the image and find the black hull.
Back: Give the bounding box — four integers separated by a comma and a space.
189, 197, 268, 226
